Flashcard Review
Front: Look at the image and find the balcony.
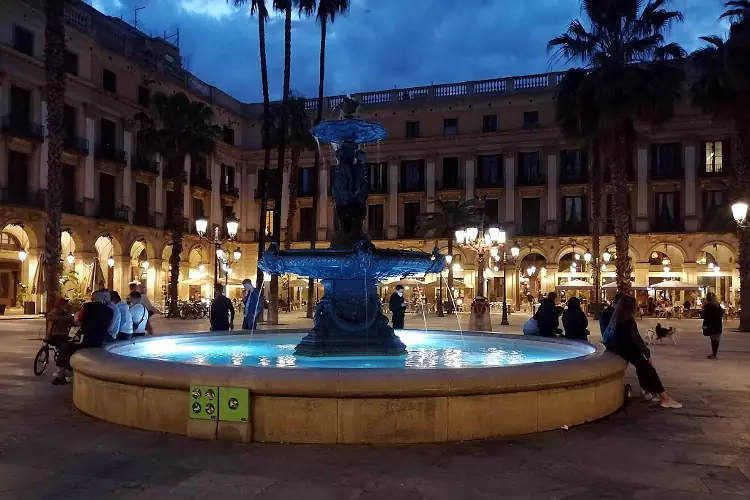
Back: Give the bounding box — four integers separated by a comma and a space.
560, 170, 588, 185
220, 183, 240, 198
96, 205, 129, 223
1, 115, 44, 143
63, 136, 89, 156
63, 201, 86, 216
651, 166, 683, 181
131, 156, 160, 175
702, 209, 735, 233
0, 188, 45, 209
191, 174, 212, 191
517, 171, 546, 187
95, 144, 127, 165
436, 179, 465, 191
698, 166, 729, 178
133, 212, 155, 228
475, 177, 504, 189
399, 182, 424, 193
163, 166, 187, 182
559, 221, 589, 236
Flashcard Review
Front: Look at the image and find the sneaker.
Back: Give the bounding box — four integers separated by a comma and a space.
660, 399, 682, 409
651, 394, 661, 403
707, 353, 717, 359
51, 377, 67, 386
642, 392, 653, 402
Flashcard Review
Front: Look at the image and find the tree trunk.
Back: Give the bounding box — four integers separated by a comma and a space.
733, 127, 750, 330
589, 147, 602, 314
257, 13, 271, 293
284, 147, 300, 250
307, 18, 328, 320
447, 238, 454, 313
43, 0, 66, 312
609, 140, 632, 293
267, 3, 293, 326
168, 155, 186, 319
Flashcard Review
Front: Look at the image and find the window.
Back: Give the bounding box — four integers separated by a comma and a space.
222, 204, 234, 224
135, 183, 150, 226
484, 199, 499, 224
137, 86, 151, 107
703, 189, 733, 231
62, 164, 77, 214
367, 162, 387, 193
400, 160, 424, 191
563, 196, 586, 232
99, 118, 116, 149
518, 152, 541, 184
98, 173, 116, 216
405, 121, 420, 139
443, 118, 458, 136
521, 198, 541, 235
299, 207, 316, 238
476, 154, 503, 187
482, 114, 497, 133
651, 143, 681, 178
63, 106, 77, 139
441, 157, 459, 189
403, 202, 421, 237
102, 68, 117, 93
10, 85, 31, 123
7, 151, 29, 205
561, 150, 585, 183
63, 50, 78, 76
265, 208, 274, 236
704, 141, 723, 173
655, 192, 680, 230
13, 25, 34, 56
0, 233, 19, 251
222, 126, 235, 145
192, 198, 204, 219
222, 164, 235, 189
367, 204, 384, 235
523, 111, 539, 128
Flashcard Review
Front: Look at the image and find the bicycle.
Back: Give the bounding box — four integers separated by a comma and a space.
33, 337, 64, 376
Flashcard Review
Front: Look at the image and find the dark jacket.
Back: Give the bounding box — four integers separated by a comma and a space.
562, 306, 588, 341
389, 293, 406, 315
599, 305, 615, 334
702, 302, 723, 336
605, 317, 650, 358
210, 296, 235, 331
533, 298, 559, 337
78, 301, 114, 348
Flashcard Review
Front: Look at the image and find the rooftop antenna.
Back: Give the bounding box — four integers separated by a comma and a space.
163, 27, 180, 48
132, 6, 146, 30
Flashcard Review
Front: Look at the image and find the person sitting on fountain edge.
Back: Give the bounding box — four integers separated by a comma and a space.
389, 285, 408, 330
242, 278, 263, 330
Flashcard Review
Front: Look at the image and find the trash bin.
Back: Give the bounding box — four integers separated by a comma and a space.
24, 302, 36, 315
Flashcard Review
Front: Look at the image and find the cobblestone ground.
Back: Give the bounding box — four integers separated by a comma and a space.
1, 313, 749, 499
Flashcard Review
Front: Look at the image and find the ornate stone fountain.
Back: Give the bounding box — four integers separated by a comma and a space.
260, 98, 445, 356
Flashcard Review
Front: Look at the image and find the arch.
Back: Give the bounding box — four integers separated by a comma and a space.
94, 235, 120, 262
645, 242, 686, 265
188, 246, 208, 269
0, 222, 38, 250
161, 243, 173, 263
128, 238, 155, 262
517, 246, 548, 262
61, 230, 78, 257
697, 241, 737, 265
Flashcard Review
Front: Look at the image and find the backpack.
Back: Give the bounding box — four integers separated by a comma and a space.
132, 306, 147, 331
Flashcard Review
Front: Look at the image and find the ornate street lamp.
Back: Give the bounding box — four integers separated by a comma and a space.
495, 242, 520, 326
732, 201, 748, 225
195, 214, 241, 288
107, 256, 115, 268
18, 248, 27, 263
66, 252, 75, 265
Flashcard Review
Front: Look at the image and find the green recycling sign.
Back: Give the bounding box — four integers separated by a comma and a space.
189, 386, 249, 422
189, 385, 218, 420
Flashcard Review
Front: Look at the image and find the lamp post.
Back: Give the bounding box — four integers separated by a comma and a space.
195, 215, 240, 291
455, 224, 506, 330
495, 242, 520, 326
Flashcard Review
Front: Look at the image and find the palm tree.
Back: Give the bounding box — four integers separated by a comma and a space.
135, 92, 220, 318
692, 2, 750, 329
43, 0, 67, 312
298, 0, 350, 319
555, 68, 603, 313
230, 0, 271, 292
548, 0, 686, 291
274, 97, 316, 250
415, 197, 483, 315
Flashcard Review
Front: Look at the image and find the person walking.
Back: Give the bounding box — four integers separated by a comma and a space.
389, 285, 408, 330
210, 284, 235, 331
702, 292, 723, 359
110, 291, 133, 340
602, 295, 682, 409
129, 291, 149, 337
562, 296, 588, 341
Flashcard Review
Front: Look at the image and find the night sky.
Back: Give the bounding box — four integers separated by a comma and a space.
90, 0, 730, 102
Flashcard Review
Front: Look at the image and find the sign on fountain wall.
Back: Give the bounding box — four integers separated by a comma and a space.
189, 385, 249, 422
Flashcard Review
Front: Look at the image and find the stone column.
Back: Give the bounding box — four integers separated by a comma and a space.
183, 155, 192, 220
317, 164, 329, 240
464, 156, 475, 201
426, 158, 436, 212
388, 159, 399, 239
154, 154, 164, 228
39, 101, 48, 191
635, 147, 649, 233
210, 159, 221, 227
633, 262, 649, 288
684, 142, 698, 232
546, 151, 558, 235
83, 117, 96, 216
504, 155, 516, 232
122, 130, 133, 218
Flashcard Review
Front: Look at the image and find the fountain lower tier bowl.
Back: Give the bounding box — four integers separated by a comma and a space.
70, 331, 627, 444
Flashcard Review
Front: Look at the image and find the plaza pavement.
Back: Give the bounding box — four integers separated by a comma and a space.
0, 312, 749, 499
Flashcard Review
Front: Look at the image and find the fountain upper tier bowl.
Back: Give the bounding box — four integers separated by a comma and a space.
310, 117, 388, 144
70, 331, 627, 444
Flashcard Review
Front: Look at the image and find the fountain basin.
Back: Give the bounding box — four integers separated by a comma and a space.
71, 331, 627, 444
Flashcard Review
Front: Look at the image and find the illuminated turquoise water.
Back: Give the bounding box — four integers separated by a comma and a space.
114, 331, 594, 369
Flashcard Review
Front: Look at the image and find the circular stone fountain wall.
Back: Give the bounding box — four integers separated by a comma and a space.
71, 331, 627, 444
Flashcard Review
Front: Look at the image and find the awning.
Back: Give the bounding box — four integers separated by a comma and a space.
602, 282, 650, 291
555, 279, 594, 290
650, 280, 701, 290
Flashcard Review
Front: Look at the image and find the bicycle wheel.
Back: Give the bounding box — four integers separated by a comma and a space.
33, 346, 49, 376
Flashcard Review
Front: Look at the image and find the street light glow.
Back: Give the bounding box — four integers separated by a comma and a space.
233, 247, 242, 261
18, 249, 27, 262
226, 216, 239, 239
732, 201, 748, 224
602, 250, 612, 263
216, 247, 224, 259
107, 256, 115, 268
195, 217, 209, 237
67, 252, 75, 265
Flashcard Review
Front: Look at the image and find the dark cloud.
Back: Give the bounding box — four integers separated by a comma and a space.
92, 0, 728, 103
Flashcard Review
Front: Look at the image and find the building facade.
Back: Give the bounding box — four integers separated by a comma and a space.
0, 0, 738, 311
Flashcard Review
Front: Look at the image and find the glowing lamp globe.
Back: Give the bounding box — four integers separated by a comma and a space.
67, 252, 75, 265
18, 249, 27, 262
732, 202, 748, 224
107, 256, 115, 268
195, 217, 209, 237
226, 217, 239, 239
